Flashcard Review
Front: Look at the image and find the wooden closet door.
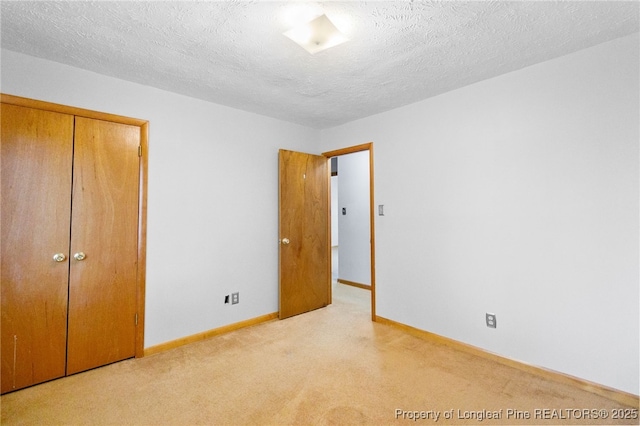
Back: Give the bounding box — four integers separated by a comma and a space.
1, 104, 74, 393
66, 117, 140, 375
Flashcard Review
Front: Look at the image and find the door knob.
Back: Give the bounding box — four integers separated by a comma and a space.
281, 238, 290, 245
74, 252, 86, 261
53, 253, 66, 262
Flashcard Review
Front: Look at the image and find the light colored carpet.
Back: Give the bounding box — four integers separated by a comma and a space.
1, 283, 637, 425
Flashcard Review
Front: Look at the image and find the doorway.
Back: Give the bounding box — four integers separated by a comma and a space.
323, 143, 376, 320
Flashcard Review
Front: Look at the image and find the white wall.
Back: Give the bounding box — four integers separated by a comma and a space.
320, 34, 639, 395
1, 49, 320, 348
331, 175, 339, 246
337, 151, 371, 285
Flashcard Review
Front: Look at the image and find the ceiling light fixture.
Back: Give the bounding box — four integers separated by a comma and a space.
283, 14, 349, 54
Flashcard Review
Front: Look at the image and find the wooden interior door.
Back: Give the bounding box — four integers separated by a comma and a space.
1, 104, 74, 393
278, 149, 330, 319
66, 117, 140, 374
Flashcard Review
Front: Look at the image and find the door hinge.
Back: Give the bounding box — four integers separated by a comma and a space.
135, 313, 138, 326
138, 146, 142, 157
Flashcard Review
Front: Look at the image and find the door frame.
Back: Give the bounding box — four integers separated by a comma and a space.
1, 94, 149, 358
322, 142, 376, 321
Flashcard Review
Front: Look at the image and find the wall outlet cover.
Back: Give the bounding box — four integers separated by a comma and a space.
486, 313, 497, 328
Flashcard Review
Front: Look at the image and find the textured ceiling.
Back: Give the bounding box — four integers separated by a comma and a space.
1, 1, 638, 129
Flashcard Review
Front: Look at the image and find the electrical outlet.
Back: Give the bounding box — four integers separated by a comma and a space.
224, 295, 229, 304
231, 292, 239, 305
486, 313, 497, 328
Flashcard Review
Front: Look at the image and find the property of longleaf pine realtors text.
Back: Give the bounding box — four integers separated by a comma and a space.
394, 408, 638, 422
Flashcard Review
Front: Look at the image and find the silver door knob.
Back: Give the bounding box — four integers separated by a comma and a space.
53, 253, 66, 262
281, 238, 290, 245
74, 252, 86, 261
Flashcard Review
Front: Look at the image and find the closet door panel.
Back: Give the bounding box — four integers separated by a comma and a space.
0, 104, 73, 393
66, 117, 139, 375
